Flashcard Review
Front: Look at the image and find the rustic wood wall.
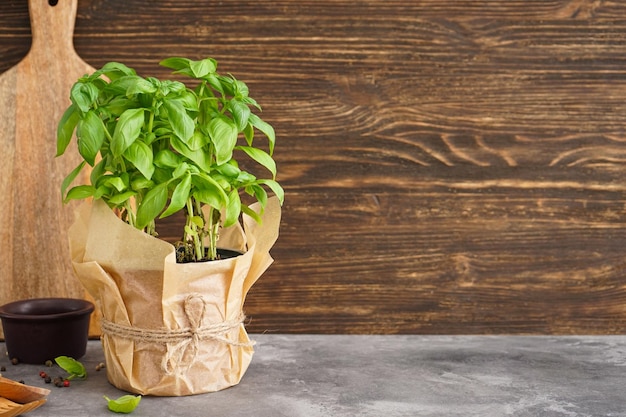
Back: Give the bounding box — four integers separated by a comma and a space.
2, 0, 626, 334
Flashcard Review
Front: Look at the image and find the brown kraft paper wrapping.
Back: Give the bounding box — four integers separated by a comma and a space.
68, 197, 281, 396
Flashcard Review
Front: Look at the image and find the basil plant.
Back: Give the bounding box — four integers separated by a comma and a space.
57, 57, 283, 262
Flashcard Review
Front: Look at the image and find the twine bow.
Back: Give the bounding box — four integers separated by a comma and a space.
100, 294, 254, 375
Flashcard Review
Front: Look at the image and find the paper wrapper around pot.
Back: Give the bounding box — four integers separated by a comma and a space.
68, 197, 281, 396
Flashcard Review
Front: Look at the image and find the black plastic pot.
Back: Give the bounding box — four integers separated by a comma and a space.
0, 298, 94, 364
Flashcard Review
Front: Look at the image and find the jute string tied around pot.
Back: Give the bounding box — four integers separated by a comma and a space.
100, 293, 255, 375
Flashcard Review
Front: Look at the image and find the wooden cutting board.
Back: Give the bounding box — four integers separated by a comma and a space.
0, 0, 98, 338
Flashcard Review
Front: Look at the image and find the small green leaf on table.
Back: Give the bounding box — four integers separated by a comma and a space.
54, 356, 87, 379
104, 395, 142, 414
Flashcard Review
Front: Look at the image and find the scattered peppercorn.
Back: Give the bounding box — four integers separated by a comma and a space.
45, 360, 53, 367
95, 362, 106, 371
10, 358, 18, 365
63, 379, 70, 387
53, 377, 64, 387
44, 376, 52, 384
39, 371, 48, 378
18, 380, 24, 384
0, 366, 5, 372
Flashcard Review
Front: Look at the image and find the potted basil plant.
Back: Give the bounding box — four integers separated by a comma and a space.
56, 56, 283, 395
58, 56, 283, 261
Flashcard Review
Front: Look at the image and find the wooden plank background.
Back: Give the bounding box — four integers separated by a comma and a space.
2, 0, 626, 334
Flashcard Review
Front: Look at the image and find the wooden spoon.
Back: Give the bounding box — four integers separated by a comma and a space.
0, 397, 47, 417
0, 376, 49, 417
0, 376, 50, 404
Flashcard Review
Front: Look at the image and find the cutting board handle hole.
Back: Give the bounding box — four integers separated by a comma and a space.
48, 0, 59, 6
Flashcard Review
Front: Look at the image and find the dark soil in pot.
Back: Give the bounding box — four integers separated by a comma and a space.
0, 298, 94, 364
174, 245, 244, 263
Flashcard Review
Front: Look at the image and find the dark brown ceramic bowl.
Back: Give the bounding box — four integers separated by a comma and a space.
0, 298, 94, 364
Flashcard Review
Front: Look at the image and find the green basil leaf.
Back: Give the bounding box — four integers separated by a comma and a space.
191, 215, 204, 228
233, 79, 249, 98
223, 189, 241, 228
55, 356, 87, 379
88, 156, 105, 185
184, 224, 198, 236
188, 130, 210, 151
159, 57, 192, 71
105, 76, 140, 96
154, 149, 181, 168
107, 190, 137, 206
148, 76, 161, 90
100, 61, 136, 81
152, 166, 173, 184
205, 73, 224, 94
61, 161, 87, 201
111, 108, 145, 157
257, 179, 285, 204
124, 140, 155, 179
159, 57, 195, 77
77, 110, 105, 166
191, 57, 217, 78
164, 99, 194, 143
90, 77, 109, 92
178, 90, 199, 112
131, 177, 154, 191
208, 116, 238, 165
191, 173, 228, 208
63, 185, 95, 203
216, 160, 241, 178
70, 81, 99, 113
161, 173, 191, 218
236, 170, 256, 184
218, 75, 236, 96
104, 97, 136, 117
162, 80, 187, 96
229, 99, 251, 132
245, 183, 268, 208
104, 176, 127, 192
170, 137, 212, 173
56, 104, 80, 156
248, 113, 275, 154
126, 76, 158, 96
242, 95, 261, 110
136, 182, 168, 229
236, 146, 276, 178
93, 184, 111, 200
172, 162, 190, 179
242, 123, 254, 146
193, 191, 224, 210
241, 204, 262, 223
104, 395, 141, 414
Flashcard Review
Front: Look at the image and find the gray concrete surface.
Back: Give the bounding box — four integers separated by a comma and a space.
1, 334, 625, 416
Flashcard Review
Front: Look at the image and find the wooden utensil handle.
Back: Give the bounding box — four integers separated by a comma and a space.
28, 0, 79, 56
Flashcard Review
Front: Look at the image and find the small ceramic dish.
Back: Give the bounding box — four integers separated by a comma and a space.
0, 298, 94, 364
